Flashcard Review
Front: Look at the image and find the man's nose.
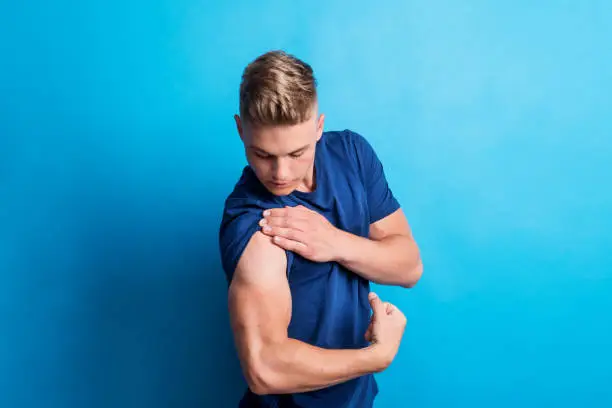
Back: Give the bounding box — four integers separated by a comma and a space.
272, 158, 290, 180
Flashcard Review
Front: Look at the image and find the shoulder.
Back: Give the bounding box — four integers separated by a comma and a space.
233, 231, 287, 287
320, 128, 366, 148
320, 129, 378, 177
219, 166, 278, 235
320, 128, 375, 157
219, 167, 287, 282
221, 166, 280, 219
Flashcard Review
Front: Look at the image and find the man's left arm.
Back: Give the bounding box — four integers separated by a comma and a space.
260, 130, 422, 288
259, 205, 422, 288
334, 208, 423, 288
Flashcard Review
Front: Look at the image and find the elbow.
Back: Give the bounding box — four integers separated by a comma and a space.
244, 348, 285, 395
245, 360, 276, 395
400, 259, 423, 288
246, 373, 273, 396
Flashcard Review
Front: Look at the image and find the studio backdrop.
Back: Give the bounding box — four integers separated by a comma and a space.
1, 1, 611, 407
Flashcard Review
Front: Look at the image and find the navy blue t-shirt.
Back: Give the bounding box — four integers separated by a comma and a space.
218, 129, 400, 408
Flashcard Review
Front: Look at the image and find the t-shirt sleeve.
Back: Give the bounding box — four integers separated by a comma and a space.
218, 197, 294, 283
349, 130, 401, 224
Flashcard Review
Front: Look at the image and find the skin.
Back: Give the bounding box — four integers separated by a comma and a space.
234, 107, 324, 197
228, 231, 406, 395
229, 105, 421, 395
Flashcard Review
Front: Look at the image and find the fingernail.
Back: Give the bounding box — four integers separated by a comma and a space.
259, 219, 267, 226
369, 292, 377, 299
263, 226, 271, 232
263, 210, 270, 216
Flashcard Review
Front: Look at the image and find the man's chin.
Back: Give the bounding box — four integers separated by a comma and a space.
266, 184, 295, 196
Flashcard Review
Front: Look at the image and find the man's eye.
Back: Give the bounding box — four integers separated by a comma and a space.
255, 153, 270, 159
290, 152, 304, 158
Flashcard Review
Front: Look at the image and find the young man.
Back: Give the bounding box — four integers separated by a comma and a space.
218, 51, 423, 408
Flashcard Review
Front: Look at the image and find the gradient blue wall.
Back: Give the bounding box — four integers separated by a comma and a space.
1, 1, 611, 407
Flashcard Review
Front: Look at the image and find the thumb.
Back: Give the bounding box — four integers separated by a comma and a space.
368, 292, 384, 315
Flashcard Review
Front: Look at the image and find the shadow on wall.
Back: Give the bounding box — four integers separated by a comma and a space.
71, 187, 245, 408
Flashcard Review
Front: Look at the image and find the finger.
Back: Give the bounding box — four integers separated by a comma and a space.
261, 225, 305, 242
387, 304, 406, 322
295, 205, 313, 214
386, 302, 399, 315
260, 216, 306, 231
284, 205, 310, 220
368, 292, 385, 316
260, 216, 287, 228
263, 211, 308, 228
292, 220, 310, 232
272, 236, 308, 255
263, 208, 287, 218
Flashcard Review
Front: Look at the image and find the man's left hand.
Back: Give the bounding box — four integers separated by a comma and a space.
259, 205, 341, 262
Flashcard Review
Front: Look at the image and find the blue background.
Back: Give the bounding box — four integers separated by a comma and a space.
1, 1, 611, 407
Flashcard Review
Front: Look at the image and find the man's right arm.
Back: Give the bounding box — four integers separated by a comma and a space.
228, 231, 391, 395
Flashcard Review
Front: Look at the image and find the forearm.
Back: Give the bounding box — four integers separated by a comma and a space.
256, 339, 386, 395
335, 231, 422, 287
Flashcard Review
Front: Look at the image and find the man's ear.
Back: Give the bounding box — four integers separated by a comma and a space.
316, 113, 325, 141
234, 114, 244, 140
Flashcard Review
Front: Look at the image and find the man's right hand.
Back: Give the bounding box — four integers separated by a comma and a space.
364, 292, 407, 370
229, 231, 407, 395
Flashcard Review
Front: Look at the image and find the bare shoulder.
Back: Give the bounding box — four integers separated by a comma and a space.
228, 231, 292, 342
232, 231, 288, 289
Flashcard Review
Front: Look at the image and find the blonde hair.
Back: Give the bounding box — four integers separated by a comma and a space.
239, 50, 317, 126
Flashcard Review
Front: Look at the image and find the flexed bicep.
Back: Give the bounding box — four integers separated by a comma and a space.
227, 231, 391, 396
228, 231, 292, 393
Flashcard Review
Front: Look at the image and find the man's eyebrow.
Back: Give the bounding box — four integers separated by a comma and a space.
288, 144, 310, 155
249, 145, 269, 154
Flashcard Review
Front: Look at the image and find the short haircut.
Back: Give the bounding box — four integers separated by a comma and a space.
239, 50, 317, 126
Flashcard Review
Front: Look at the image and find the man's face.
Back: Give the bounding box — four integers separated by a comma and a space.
235, 111, 325, 196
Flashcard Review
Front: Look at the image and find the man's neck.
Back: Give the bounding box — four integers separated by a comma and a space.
296, 164, 317, 193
